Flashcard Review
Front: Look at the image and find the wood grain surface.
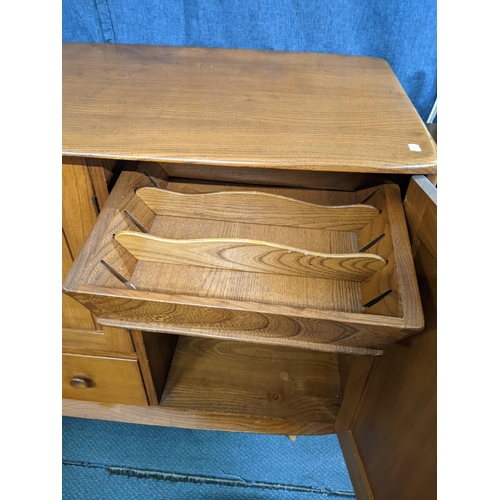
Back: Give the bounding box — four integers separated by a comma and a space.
63, 230, 96, 330
63, 337, 343, 434
63, 43, 436, 173
63, 166, 422, 352
62, 325, 136, 358
115, 232, 386, 281
337, 175, 437, 500
69, 286, 397, 354
131, 330, 178, 405
160, 162, 390, 191
136, 187, 379, 230
62, 157, 103, 332
161, 337, 340, 423
62, 156, 98, 259
62, 398, 335, 435
62, 353, 148, 406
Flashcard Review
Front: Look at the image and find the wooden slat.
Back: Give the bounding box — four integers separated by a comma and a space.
85, 158, 115, 211
62, 398, 333, 435
131, 330, 179, 405
337, 432, 375, 500
136, 179, 362, 313
136, 188, 380, 230
63, 43, 436, 173
115, 232, 386, 281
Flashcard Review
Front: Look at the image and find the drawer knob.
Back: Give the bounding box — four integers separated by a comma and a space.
70, 375, 93, 389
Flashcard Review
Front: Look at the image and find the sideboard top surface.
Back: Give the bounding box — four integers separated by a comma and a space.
62, 43, 436, 174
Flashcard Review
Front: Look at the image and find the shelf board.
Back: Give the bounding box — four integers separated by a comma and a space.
161, 337, 341, 425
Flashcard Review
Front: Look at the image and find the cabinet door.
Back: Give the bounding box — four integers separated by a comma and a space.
62, 157, 134, 356
62, 156, 100, 330
336, 174, 437, 500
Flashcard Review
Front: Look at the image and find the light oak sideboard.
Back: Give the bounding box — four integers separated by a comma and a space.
62, 43, 437, 499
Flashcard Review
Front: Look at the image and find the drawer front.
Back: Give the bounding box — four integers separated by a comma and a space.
62, 353, 148, 406
62, 325, 136, 357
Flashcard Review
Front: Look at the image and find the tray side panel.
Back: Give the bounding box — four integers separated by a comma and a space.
65, 289, 411, 354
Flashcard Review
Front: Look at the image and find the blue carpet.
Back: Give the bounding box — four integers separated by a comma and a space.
62, 417, 354, 499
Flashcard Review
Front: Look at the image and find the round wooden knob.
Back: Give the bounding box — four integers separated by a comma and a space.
70, 375, 93, 389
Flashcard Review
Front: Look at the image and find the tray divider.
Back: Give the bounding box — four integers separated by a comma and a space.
114, 231, 386, 282
135, 187, 380, 231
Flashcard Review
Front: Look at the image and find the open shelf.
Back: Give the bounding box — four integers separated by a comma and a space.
62, 334, 342, 435
159, 336, 341, 434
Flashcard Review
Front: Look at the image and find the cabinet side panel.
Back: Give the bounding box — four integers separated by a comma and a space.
338, 175, 437, 500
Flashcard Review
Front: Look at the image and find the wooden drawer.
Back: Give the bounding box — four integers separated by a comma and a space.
62, 325, 136, 357
62, 353, 148, 405
63, 163, 423, 355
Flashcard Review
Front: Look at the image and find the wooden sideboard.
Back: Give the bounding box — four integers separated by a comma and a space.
62, 43, 437, 499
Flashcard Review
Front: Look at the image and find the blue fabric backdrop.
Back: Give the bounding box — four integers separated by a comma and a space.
62, 0, 436, 121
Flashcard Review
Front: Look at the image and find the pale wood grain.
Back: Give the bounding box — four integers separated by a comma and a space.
136, 187, 379, 230
63, 43, 436, 174
142, 178, 362, 313
115, 231, 386, 281
62, 353, 148, 406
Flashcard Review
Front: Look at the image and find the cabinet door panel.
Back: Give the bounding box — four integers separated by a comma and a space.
63, 229, 96, 330
62, 156, 98, 258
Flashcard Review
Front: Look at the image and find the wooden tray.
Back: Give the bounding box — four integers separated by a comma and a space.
63, 164, 423, 354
